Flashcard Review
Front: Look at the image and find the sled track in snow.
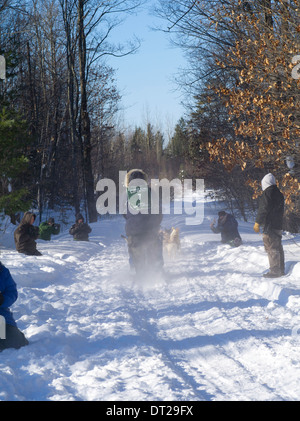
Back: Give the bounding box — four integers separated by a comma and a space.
119, 283, 212, 401
79, 235, 300, 400
78, 242, 209, 400
165, 263, 285, 400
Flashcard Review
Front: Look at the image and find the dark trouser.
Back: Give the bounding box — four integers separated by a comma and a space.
0, 324, 29, 351
127, 232, 163, 275
263, 230, 285, 275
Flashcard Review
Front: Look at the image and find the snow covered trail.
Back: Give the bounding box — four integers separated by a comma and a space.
0, 198, 300, 401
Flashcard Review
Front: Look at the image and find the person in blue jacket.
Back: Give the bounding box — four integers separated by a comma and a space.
0, 262, 29, 351
210, 211, 242, 247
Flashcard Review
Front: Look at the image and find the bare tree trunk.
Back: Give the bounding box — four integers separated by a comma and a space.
261, 0, 273, 28
77, 0, 97, 222
26, 41, 38, 136
60, 0, 80, 214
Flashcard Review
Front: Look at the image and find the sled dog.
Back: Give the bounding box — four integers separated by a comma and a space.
162, 227, 180, 260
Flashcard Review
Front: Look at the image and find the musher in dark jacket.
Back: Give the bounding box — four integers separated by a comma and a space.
253, 173, 285, 278
14, 211, 42, 256
122, 169, 163, 276
210, 211, 242, 247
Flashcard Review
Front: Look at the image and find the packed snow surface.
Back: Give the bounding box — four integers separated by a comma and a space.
0, 195, 300, 401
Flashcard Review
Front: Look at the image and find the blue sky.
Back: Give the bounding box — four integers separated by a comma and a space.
109, 4, 187, 136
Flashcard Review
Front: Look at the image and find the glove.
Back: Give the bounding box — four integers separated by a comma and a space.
253, 222, 260, 233
0, 292, 4, 306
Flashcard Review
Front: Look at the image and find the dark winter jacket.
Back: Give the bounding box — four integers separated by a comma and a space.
0, 263, 18, 326
255, 185, 284, 233
211, 213, 241, 244
14, 212, 41, 256
122, 186, 163, 238
69, 214, 92, 241
39, 221, 60, 241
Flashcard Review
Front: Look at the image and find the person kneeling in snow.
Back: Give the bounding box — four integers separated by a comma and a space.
0, 262, 29, 351
210, 211, 242, 247
39, 217, 60, 241
69, 213, 92, 241
122, 169, 164, 276
14, 211, 42, 256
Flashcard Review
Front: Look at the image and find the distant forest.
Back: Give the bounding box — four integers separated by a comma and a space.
0, 0, 299, 231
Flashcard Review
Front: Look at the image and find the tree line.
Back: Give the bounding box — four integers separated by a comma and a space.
155, 0, 300, 231
0, 0, 144, 224
0, 0, 299, 232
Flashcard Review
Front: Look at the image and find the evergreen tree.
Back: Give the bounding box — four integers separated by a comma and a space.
0, 106, 31, 221
168, 118, 189, 158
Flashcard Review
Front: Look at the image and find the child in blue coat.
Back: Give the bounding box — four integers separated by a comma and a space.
0, 262, 28, 351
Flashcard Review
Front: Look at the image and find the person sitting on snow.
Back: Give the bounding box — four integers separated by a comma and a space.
69, 213, 91, 241
122, 169, 164, 276
14, 211, 42, 256
0, 262, 29, 351
210, 211, 242, 247
39, 217, 61, 241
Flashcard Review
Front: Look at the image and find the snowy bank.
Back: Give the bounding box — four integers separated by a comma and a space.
0, 196, 300, 401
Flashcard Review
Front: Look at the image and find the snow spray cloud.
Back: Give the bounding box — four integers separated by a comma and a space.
0, 316, 5, 340
96, 171, 204, 226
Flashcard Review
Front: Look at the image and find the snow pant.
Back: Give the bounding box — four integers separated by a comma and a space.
0, 324, 29, 352
263, 230, 285, 275
127, 232, 163, 275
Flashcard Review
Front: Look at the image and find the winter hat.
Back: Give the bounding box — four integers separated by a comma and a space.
76, 213, 84, 222
21, 211, 36, 224
48, 217, 55, 224
125, 169, 148, 188
218, 211, 226, 217
261, 173, 276, 191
